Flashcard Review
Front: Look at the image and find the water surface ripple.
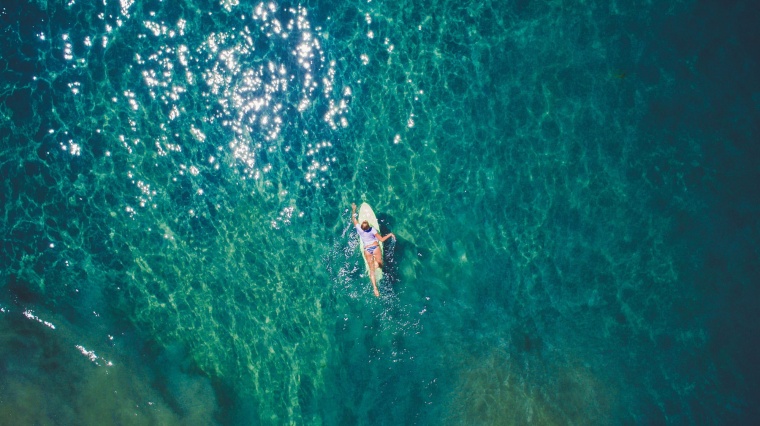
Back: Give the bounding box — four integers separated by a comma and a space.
1, 0, 759, 423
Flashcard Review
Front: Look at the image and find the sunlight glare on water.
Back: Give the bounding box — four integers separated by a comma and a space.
1, 0, 759, 423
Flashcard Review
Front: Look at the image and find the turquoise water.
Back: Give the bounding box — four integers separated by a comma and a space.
2, 0, 759, 423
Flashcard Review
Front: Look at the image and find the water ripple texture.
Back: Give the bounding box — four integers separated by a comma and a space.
1, 0, 759, 424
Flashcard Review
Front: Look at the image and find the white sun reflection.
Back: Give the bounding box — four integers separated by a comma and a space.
118, 1, 351, 226
190, 2, 350, 182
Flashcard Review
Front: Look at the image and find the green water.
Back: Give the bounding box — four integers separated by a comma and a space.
2, 0, 760, 423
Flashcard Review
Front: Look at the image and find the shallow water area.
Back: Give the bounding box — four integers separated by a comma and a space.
2, 0, 759, 423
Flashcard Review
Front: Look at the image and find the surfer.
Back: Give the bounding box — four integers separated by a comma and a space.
352, 203, 395, 297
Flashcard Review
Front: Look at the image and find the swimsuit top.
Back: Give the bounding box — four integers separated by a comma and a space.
356, 224, 378, 245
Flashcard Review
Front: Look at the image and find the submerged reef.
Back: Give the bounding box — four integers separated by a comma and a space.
447, 349, 613, 425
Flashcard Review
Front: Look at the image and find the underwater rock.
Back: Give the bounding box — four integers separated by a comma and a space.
446, 349, 613, 425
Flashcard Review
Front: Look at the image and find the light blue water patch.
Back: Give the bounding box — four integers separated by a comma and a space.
1, 0, 759, 424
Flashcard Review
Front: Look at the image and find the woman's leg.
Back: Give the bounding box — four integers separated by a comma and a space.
373, 246, 382, 269
365, 250, 379, 296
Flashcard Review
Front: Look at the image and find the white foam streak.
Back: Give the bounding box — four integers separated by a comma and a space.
23, 310, 56, 329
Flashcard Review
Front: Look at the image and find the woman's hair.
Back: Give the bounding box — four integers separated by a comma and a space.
361, 221, 370, 230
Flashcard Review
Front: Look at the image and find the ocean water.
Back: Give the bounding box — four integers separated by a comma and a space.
2, 0, 759, 423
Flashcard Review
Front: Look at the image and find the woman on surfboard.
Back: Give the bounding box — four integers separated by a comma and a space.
351, 203, 395, 297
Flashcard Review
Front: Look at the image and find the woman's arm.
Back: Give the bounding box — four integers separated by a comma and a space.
351, 203, 359, 225
377, 232, 395, 242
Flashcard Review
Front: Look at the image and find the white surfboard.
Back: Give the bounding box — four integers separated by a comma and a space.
357, 202, 383, 284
